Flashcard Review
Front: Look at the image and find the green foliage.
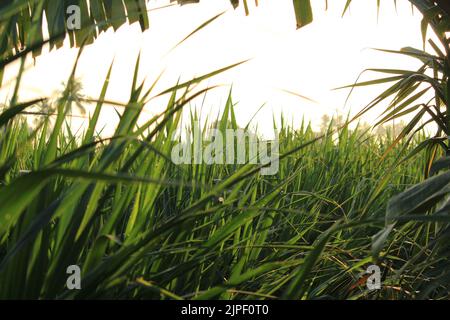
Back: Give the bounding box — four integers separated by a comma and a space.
330, 3, 450, 292
1, 0, 450, 300
1, 55, 444, 297
0, 0, 149, 58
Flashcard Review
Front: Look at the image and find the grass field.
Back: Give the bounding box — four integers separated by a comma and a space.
2, 0, 450, 299
2, 61, 446, 299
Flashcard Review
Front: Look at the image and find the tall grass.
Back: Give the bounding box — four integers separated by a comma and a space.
0, 0, 449, 301
2, 53, 445, 299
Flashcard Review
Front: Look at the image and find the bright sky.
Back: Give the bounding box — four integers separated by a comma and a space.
1, 0, 429, 136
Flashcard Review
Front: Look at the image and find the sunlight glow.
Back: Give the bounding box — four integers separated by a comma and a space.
0, 0, 427, 135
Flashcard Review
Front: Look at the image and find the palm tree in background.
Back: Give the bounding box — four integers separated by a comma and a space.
1, 0, 449, 141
